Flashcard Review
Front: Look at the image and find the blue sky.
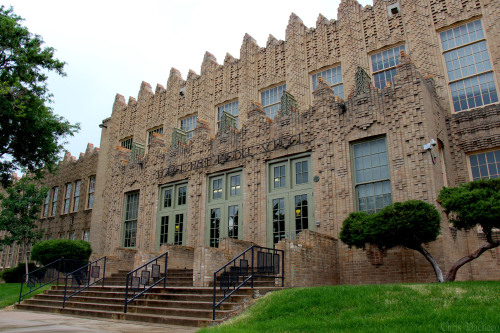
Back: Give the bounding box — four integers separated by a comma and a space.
5, 0, 372, 157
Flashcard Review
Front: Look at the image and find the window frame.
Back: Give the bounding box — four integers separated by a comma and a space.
87, 176, 95, 209
260, 83, 286, 120
180, 114, 198, 142
370, 44, 406, 90
120, 137, 133, 150
157, 181, 188, 248
147, 126, 164, 145
123, 191, 139, 248
62, 182, 73, 215
51, 186, 59, 216
216, 100, 239, 131
310, 65, 344, 99
42, 190, 50, 218
467, 148, 500, 181
72, 180, 81, 212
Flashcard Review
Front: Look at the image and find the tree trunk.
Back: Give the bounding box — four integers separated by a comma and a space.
413, 244, 444, 283
445, 241, 499, 282
24, 240, 29, 283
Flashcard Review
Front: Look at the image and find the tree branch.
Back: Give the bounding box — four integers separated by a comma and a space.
445, 240, 499, 282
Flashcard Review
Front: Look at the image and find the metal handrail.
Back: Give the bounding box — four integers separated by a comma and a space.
124, 251, 168, 313
212, 245, 284, 320
62, 256, 106, 308
18, 258, 88, 304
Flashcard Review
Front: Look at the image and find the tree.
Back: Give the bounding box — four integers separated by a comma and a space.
0, 6, 79, 186
340, 200, 444, 282
0, 176, 48, 279
437, 178, 500, 281
31, 239, 92, 272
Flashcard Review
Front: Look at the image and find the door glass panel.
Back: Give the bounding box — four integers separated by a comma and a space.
228, 205, 239, 239
295, 161, 308, 184
210, 208, 221, 247
164, 189, 172, 208
160, 216, 169, 245
272, 198, 285, 244
295, 194, 308, 233
174, 214, 184, 245
178, 186, 187, 205
230, 175, 241, 196
273, 166, 286, 188
212, 179, 222, 199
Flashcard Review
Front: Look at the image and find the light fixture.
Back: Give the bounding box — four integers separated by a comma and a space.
423, 139, 437, 164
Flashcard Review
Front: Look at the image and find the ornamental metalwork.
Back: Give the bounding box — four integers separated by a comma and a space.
280, 91, 297, 116
219, 111, 237, 133
171, 128, 187, 148
355, 66, 372, 95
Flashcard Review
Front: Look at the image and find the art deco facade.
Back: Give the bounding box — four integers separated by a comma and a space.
2, 0, 499, 285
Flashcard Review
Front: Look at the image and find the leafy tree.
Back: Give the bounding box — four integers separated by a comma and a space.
0, 6, 79, 186
0, 176, 48, 279
340, 200, 444, 282
437, 178, 500, 281
31, 239, 92, 268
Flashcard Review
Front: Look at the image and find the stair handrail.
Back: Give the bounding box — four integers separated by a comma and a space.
18, 258, 88, 304
62, 256, 106, 308
212, 245, 284, 320
124, 251, 168, 313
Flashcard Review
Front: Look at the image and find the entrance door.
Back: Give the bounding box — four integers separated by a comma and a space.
157, 182, 188, 247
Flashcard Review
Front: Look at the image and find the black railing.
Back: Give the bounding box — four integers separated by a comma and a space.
62, 256, 106, 308
124, 252, 168, 313
18, 259, 88, 304
212, 245, 284, 320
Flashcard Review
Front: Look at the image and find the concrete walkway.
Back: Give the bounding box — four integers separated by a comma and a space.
0, 307, 199, 333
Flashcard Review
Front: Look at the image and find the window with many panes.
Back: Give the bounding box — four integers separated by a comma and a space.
371, 45, 405, 89
87, 176, 95, 209
352, 136, 392, 214
180, 115, 197, 141
206, 171, 243, 247
157, 182, 188, 247
440, 20, 498, 112
311, 66, 344, 99
217, 100, 239, 129
83, 230, 90, 242
123, 192, 139, 247
63, 183, 72, 214
267, 155, 313, 247
469, 149, 500, 180
261, 84, 286, 119
120, 137, 133, 150
148, 126, 163, 145
72, 180, 81, 212
51, 187, 58, 216
42, 190, 50, 217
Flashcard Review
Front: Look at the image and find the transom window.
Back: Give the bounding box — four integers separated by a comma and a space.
206, 171, 243, 247
217, 100, 239, 129
261, 84, 286, 119
180, 115, 197, 141
123, 192, 139, 248
311, 66, 344, 99
352, 137, 392, 214
440, 20, 498, 112
120, 137, 133, 150
469, 149, 500, 180
158, 182, 188, 247
371, 45, 405, 89
148, 127, 163, 144
63, 183, 72, 214
72, 180, 81, 212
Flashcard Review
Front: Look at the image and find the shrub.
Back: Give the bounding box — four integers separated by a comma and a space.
31, 239, 92, 266
0, 262, 38, 283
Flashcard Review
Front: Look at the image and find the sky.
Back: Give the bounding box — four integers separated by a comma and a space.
5, 0, 373, 157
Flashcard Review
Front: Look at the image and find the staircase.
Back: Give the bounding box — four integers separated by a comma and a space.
16, 268, 280, 328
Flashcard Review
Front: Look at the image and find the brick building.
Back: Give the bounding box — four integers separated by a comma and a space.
2, 0, 499, 285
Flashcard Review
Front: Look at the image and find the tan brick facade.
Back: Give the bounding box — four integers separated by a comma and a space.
5, 0, 498, 285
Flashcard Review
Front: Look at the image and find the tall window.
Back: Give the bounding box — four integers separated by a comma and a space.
180, 115, 197, 141
261, 84, 286, 119
83, 230, 90, 242
157, 182, 188, 246
469, 149, 500, 180
87, 176, 95, 209
43, 190, 50, 217
63, 183, 72, 214
51, 187, 58, 216
123, 192, 139, 248
206, 171, 243, 247
311, 66, 344, 99
371, 45, 405, 89
352, 137, 392, 214
217, 100, 239, 129
440, 20, 498, 112
72, 180, 81, 212
267, 155, 313, 247
120, 137, 133, 150
148, 127, 163, 144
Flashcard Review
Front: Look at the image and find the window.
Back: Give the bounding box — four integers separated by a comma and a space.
440, 20, 498, 112
83, 230, 90, 242
180, 115, 197, 141
87, 176, 95, 209
73, 180, 81, 212
352, 137, 392, 214
51, 187, 58, 216
68, 232, 75, 240
148, 127, 163, 144
217, 100, 239, 129
469, 149, 500, 180
63, 183, 72, 214
311, 66, 344, 99
42, 190, 50, 217
123, 192, 139, 248
267, 155, 313, 247
261, 84, 286, 119
206, 171, 243, 247
371, 45, 406, 89
120, 137, 133, 150
157, 182, 188, 246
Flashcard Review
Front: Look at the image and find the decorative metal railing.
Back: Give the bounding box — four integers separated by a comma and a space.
124, 252, 168, 313
212, 245, 284, 320
18, 259, 88, 304
62, 256, 106, 308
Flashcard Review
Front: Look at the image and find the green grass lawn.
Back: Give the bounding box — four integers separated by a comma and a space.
0, 283, 51, 309
200, 281, 500, 333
